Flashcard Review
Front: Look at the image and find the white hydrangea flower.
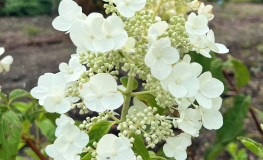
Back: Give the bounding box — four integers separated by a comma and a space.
90, 15, 128, 53
79, 73, 124, 112
59, 56, 86, 83
115, 0, 146, 18
97, 134, 136, 160
160, 62, 200, 98
199, 97, 223, 130
190, 0, 201, 11
55, 114, 75, 137
182, 54, 203, 77
163, 136, 189, 160
177, 108, 202, 135
195, 72, 224, 109
185, 12, 209, 36
52, 0, 86, 32
0, 48, 13, 73
147, 21, 168, 47
145, 38, 180, 80
128, 97, 148, 114
70, 13, 103, 52
31, 73, 67, 105
123, 37, 136, 53
46, 144, 66, 160
198, 3, 214, 20
189, 30, 229, 58
52, 124, 89, 160
178, 133, 192, 146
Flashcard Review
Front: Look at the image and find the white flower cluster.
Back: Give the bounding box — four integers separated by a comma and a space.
29, 0, 229, 159
0, 47, 13, 73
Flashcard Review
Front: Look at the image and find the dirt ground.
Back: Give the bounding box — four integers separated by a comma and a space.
1, 2, 263, 160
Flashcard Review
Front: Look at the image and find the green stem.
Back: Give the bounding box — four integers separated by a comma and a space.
35, 121, 40, 149
120, 68, 135, 122
105, 111, 120, 123
152, 0, 164, 21
131, 90, 158, 97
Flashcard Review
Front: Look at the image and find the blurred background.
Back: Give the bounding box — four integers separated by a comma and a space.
0, 0, 263, 159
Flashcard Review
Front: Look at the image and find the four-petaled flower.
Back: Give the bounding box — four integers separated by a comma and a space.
115, 0, 147, 18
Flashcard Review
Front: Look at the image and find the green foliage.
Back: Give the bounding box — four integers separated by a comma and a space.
38, 116, 56, 142
9, 89, 29, 103
205, 94, 251, 159
227, 143, 248, 160
131, 133, 150, 160
230, 56, 251, 89
81, 152, 93, 160
120, 76, 139, 90
0, 0, 56, 16
136, 93, 164, 114
238, 137, 263, 158
0, 111, 23, 159
24, 148, 41, 160
86, 121, 115, 148
149, 151, 167, 160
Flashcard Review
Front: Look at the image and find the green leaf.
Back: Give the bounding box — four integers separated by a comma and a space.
136, 93, 163, 114
24, 148, 40, 160
227, 143, 238, 158
0, 104, 8, 114
9, 89, 29, 103
217, 94, 251, 143
25, 102, 44, 123
149, 151, 166, 160
16, 156, 26, 160
38, 116, 56, 143
12, 102, 31, 114
23, 120, 32, 136
118, 51, 125, 58
45, 112, 61, 126
237, 149, 248, 160
87, 121, 115, 147
131, 133, 150, 160
18, 142, 26, 150
231, 58, 250, 89
120, 76, 139, 90
0, 92, 8, 104
238, 137, 263, 158
81, 152, 93, 160
205, 94, 251, 159
0, 111, 23, 159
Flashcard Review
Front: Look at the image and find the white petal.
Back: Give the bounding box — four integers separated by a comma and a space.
174, 147, 187, 160
202, 109, 223, 130
54, 135, 70, 153
45, 145, 55, 158
160, 73, 175, 92
178, 120, 197, 135
0, 47, 5, 56
69, 20, 86, 48
52, 73, 67, 89
57, 99, 71, 114
101, 91, 124, 111
181, 75, 199, 98
145, 47, 157, 68
151, 60, 172, 80
182, 54, 191, 63
90, 73, 118, 92
38, 73, 54, 89
84, 98, 106, 112
201, 78, 224, 98
160, 47, 179, 64
58, 0, 79, 17
211, 97, 222, 111
59, 63, 70, 73
73, 132, 89, 148
52, 16, 72, 32
123, 37, 136, 50
116, 148, 136, 160
97, 134, 117, 155
153, 38, 171, 51
215, 43, 229, 54
207, 30, 215, 43
195, 92, 212, 109
168, 83, 187, 98
152, 21, 168, 36
43, 96, 58, 113
112, 31, 128, 50
117, 4, 136, 18
69, 57, 82, 71
163, 143, 174, 157
130, 0, 147, 11
30, 86, 50, 100
199, 48, 211, 58
106, 16, 124, 36
93, 38, 114, 53
191, 62, 202, 77
90, 17, 106, 40
193, 26, 209, 35
79, 83, 98, 98
1, 55, 13, 72
198, 71, 212, 89
171, 62, 194, 81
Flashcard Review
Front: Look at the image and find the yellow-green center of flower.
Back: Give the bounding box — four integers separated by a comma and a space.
97, 93, 102, 98
176, 79, 181, 84
156, 53, 161, 59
